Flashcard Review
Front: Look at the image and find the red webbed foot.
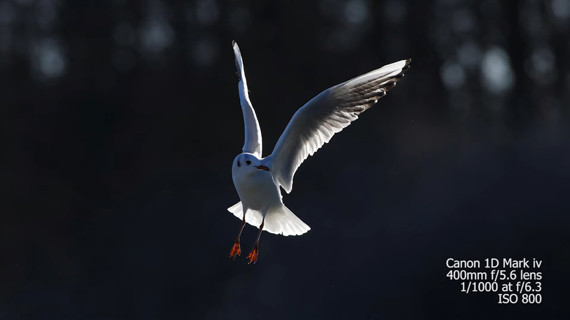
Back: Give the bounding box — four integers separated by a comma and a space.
229, 239, 241, 259
247, 244, 259, 264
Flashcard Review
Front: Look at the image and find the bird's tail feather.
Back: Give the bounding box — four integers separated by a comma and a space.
227, 202, 310, 236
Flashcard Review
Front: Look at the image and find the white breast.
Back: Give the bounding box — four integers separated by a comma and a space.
232, 170, 282, 212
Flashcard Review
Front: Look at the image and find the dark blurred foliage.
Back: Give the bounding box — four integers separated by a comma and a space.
1, 0, 570, 319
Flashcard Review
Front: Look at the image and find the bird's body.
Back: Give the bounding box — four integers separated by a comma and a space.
230, 152, 310, 241
228, 41, 411, 263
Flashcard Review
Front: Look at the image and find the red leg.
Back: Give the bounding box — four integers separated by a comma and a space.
229, 212, 247, 259
247, 219, 264, 264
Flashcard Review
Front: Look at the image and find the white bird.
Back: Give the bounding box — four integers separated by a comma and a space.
228, 41, 411, 263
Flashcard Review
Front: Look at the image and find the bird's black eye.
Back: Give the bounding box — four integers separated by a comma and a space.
237, 160, 241, 167
246, 160, 251, 165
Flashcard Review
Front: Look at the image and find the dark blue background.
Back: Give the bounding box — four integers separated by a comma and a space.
2, 0, 569, 319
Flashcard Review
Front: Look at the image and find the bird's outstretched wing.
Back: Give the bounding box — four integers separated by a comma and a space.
233, 41, 262, 158
264, 59, 411, 193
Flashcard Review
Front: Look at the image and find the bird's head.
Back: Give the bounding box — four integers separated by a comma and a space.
232, 153, 270, 176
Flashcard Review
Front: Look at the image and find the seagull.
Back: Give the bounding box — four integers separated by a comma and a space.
228, 41, 411, 264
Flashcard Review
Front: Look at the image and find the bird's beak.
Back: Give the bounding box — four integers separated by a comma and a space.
255, 165, 270, 171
